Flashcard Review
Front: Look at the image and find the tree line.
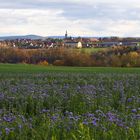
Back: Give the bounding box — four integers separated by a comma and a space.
0, 47, 140, 67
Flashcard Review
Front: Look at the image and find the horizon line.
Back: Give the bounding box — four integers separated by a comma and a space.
0, 34, 140, 38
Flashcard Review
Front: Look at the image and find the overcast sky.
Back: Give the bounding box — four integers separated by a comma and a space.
0, 0, 140, 37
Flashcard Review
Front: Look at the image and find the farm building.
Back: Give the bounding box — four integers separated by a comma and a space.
98, 42, 121, 47
97, 41, 140, 48
121, 42, 140, 47
64, 41, 82, 48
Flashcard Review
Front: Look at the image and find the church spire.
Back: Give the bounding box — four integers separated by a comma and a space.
65, 30, 68, 39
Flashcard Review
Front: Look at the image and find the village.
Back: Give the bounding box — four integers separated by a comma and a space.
0, 31, 140, 49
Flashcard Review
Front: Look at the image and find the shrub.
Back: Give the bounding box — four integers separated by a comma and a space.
1, 47, 140, 67
53, 60, 65, 66
38, 60, 49, 66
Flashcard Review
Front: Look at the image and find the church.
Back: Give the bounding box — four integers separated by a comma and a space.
64, 31, 83, 49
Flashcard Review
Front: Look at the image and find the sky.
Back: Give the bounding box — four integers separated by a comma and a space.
0, 0, 140, 37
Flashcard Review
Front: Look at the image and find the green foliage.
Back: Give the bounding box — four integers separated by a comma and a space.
0, 67, 140, 139
1, 46, 140, 67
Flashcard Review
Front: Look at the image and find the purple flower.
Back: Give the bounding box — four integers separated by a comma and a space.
51, 115, 59, 121
131, 109, 137, 113
18, 124, 22, 129
127, 98, 133, 102
20, 115, 26, 123
86, 113, 94, 118
133, 114, 140, 120
69, 116, 75, 120
5, 128, 10, 135
117, 123, 124, 127
41, 109, 49, 113
83, 120, 88, 125
91, 120, 97, 126
74, 116, 80, 121
69, 112, 73, 116
0, 93, 4, 99
135, 114, 140, 119
3, 116, 15, 123
107, 112, 118, 122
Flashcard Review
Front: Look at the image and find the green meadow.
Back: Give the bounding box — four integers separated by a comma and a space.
1, 63, 140, 73
0, 64, 140, 140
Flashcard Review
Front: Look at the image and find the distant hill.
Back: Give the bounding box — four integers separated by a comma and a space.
46, 36, 100, 39
47, 36, 65, 39
0, 35, 45, 40
0, 35, 102, 41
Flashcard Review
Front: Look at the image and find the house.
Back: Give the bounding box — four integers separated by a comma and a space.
96, 41, 140, 48
121, 42, 140, 47
98, 42, 120, 47
64, 41, 82, 48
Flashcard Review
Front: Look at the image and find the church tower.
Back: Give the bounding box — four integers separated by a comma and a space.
65, 30, 68, 39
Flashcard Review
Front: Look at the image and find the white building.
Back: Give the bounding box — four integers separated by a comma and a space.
64, 41, 82, 48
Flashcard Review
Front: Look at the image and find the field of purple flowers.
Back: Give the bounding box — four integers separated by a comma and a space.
0, 72, 140, 140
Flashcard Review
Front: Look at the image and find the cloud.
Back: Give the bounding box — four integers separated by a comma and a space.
0, 0, 140, 36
